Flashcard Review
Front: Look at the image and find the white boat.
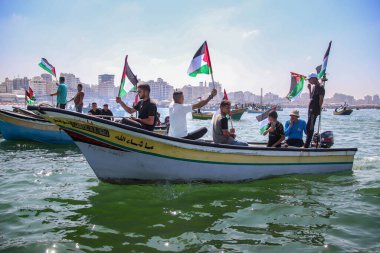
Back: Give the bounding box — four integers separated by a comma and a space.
28, 106, 357, 184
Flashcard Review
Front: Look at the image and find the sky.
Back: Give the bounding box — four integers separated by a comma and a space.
0, 0, 379, 98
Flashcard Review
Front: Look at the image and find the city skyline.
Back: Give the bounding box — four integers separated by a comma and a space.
0, 0, 379, 98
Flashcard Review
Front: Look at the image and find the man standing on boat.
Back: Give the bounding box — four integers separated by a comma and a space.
304, 73, 325, 148
168, 88, 217, 138
67, 83, 84, 113
116, 83, 157, 131
50, 76, 67, 109
212, 100, 248, 146
88, 102, 102, 115
284, 110, 307, 147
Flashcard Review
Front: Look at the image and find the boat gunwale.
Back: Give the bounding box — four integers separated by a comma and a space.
28, 106, 358, 153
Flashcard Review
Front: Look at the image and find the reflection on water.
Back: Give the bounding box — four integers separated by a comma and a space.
1, 109, 380, 252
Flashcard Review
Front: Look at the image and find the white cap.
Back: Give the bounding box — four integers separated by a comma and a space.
308, 73, 318, 79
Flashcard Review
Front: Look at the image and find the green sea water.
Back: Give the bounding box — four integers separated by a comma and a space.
0, 108, 379, 252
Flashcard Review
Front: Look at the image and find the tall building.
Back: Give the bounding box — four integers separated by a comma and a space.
364, 95, 372, 104
373, 94, 380, 105
1, 78, 14, 93
29, 76, 47, 96
147, 78, 174, 101
13, 77, 29, 90
98, 74, 115, 98
61, 73, 79, 90
41, 74, 52, 84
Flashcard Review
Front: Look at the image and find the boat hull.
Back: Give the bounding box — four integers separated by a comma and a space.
75, 141, 354, 183
0, 109, 73, 144
28, 106, 357, 183
192, 112, 213, 120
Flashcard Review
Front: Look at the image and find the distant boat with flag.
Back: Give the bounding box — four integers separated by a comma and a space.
28, 105, 358, 184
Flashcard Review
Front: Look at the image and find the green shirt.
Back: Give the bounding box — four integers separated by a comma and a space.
57, 83, 67, 104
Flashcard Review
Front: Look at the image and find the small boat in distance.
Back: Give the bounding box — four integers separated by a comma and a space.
333, 104, 353, 115
192, 108, 246, 120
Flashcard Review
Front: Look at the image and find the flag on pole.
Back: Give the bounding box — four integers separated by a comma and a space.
256, 108, 273, 135
316, 41, 332, 79
119, 55, 138, 97
38, 58, 56, 77
187, 41, 213, 77
223, 89, 228, 100
25, 87, 35, 105
286, 72, 305, 101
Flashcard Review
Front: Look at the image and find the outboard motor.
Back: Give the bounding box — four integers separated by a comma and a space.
313, 131, 334, 148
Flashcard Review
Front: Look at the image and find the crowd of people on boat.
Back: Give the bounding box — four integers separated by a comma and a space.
50, 72, 325, 148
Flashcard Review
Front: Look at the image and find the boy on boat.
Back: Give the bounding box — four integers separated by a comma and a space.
168, 88, 217, 138
50, 76, 67, 109
116, 83, 157, 131
284, 109, 307, 147
212, 100, 248, 146
68, 83, 84, 113
101, 104, 114, 121
88, 102, 102, 115
263, 110, 285, 148
304, 73, 325, 148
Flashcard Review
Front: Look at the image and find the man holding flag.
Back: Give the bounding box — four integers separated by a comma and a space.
304, 73, 325, 148
50, 76, 67, 109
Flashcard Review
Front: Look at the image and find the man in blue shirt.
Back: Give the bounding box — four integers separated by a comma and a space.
50, 77, 67, 109
284, 110, 307, 147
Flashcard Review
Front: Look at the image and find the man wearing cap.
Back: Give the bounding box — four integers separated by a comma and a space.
304, 73, 325, 148
284, 110, 307, 147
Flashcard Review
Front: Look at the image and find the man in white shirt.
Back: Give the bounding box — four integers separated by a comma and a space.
169, 88, 217, 138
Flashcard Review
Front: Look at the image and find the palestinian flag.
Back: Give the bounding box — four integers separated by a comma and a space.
38, 58, 56, 77
119, 55, 138, 97
256, 109, 272, 135
25, 87, 36, 105
133, 93, 139, 106
286, 72, 305, 101
223, 89, 228, 100
316, 41, 332, 79
187, 41, 213, 77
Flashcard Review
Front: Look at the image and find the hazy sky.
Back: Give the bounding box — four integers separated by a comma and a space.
0, 0, 379, 98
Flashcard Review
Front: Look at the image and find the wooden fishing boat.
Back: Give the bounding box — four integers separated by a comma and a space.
192, 111, 213, 120
192, 108, 246, 121
29, 106, 357, 184
333, 106, 353, 115
0, 109, 73, 144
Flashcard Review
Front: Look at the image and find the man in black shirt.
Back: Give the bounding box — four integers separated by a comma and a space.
88, 102, 102, 116
116, 83, 157, 131
101, 104, 114, 121
304, 73, 325, 148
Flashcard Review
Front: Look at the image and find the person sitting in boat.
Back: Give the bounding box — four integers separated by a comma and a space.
88, 102, 102, 115
284, 110, 307, 147
101, 104, 114, 121
67, 83, 84, 113
168, 88, 217, 138
263, 110, 285, 148
116, 83, 157, 131
212, 100, 248, 146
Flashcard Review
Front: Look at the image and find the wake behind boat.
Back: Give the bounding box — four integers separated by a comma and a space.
29, 106, 357, 184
